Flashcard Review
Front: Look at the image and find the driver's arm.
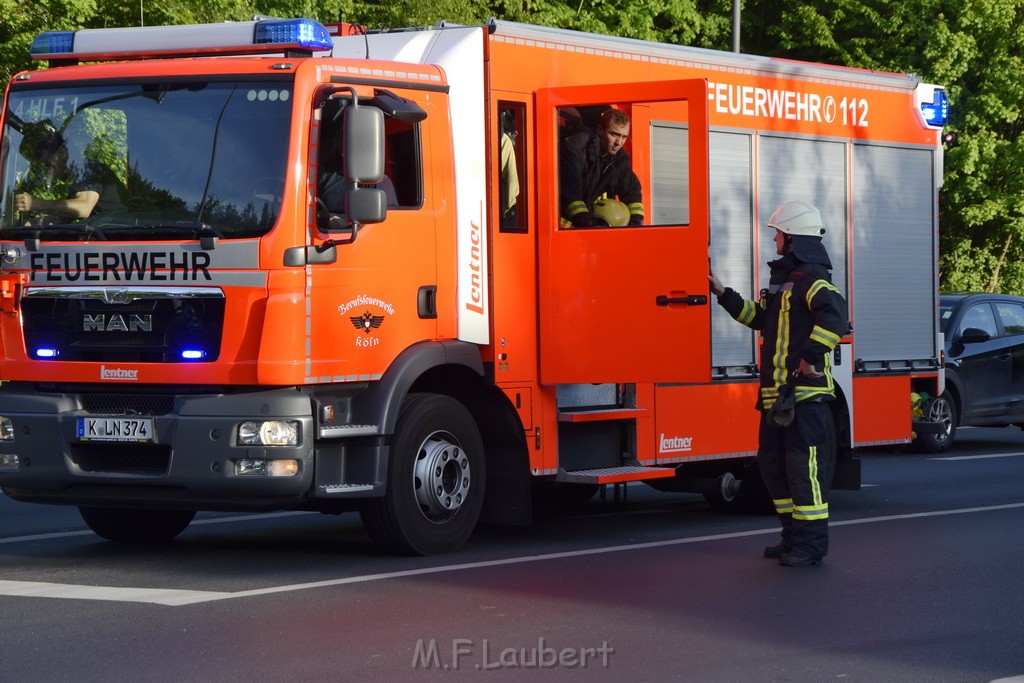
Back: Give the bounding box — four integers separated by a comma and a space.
13, 190, 99, 219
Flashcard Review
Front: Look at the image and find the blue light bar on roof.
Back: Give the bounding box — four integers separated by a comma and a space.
28, 18, 333, 61
29, 31, 76, 57
254, 18, 333, 51
917, 86, 950, 128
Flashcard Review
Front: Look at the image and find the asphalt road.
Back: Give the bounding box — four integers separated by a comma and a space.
2, 427, 1023, 682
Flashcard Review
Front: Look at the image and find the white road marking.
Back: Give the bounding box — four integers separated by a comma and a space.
930, 452, 1024, 461
2, 501, 1024, 607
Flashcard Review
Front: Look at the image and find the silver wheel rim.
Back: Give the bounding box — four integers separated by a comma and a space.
413, 432, 471, 523
929, 398, 953, 441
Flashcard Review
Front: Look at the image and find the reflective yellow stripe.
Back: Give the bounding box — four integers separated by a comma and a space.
810, 325, 841, 348
627, 202, 644, 216
793, 503, 829, 520
567, 201, 589, 217
773, 498, 794, 514
806, 279, 841, 305
771, 291, 792, 387
808, 445, 822, 506
737, 300, 757, 325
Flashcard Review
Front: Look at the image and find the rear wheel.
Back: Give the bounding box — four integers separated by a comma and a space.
79, 507, 195, 543
915, 391, 957, 453
361, 394, 485, 555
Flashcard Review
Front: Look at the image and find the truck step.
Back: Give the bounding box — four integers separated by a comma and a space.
556, 465, 676, 485
557, 408, 647, 423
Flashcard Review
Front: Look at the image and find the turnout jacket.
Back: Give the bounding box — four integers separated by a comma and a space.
717, 249, 849, 410
559, 128, 644, 226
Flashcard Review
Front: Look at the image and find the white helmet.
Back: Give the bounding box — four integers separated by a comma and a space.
767, 201, 826, 236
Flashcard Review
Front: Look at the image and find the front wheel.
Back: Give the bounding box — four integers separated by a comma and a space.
915, 391, 957, 453
360, 394, 485, 555
79, 507, 195, 543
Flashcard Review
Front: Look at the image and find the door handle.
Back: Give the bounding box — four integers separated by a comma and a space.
656, 294, 708, 306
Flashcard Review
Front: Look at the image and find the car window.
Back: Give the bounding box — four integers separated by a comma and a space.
996, 302, 1024, 336
958, 303, 998, 338
939, 303, 955, 333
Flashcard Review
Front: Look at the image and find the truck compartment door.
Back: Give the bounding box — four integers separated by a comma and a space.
536, 79, 710, 384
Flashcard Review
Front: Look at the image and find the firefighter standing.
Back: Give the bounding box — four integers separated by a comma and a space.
559, 108, 644, 227
709, 201, 849, 567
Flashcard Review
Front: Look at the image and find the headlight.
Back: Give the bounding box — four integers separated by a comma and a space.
237, 420, 300, 446
233, 458, 300, 477
0, 417, 14, 441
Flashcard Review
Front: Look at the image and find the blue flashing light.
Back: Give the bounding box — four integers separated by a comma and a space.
34, 348, 59, 359
29, 31, 75, 57
253, 19, 332, 52
181, 349, 206, 361
920, 89, 949, 127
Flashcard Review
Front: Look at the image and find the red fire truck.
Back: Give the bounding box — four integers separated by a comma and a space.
0, 17, 948, 553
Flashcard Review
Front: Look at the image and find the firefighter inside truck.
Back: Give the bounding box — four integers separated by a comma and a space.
316, 97, 424, 232
557, 105, 644, 229
11, 119, 125, 225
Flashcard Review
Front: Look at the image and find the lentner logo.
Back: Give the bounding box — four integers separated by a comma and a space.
659, 434, 693, 453
100, 365, 139, 381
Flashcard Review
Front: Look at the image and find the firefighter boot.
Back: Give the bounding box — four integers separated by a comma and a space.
763, 541, 793, 559
778, 549, 823, 567
763, 513, 794, 558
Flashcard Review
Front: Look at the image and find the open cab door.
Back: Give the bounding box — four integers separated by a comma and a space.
537, 79, 711, 384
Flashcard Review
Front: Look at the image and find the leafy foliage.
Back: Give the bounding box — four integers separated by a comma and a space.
2, 0, 1023, 292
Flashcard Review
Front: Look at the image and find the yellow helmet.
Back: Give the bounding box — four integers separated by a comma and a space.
592, 197, 629, 227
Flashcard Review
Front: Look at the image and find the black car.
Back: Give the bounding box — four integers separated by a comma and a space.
919, 293, 1024, 451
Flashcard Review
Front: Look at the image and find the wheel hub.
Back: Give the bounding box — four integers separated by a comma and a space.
413, 434, 471, 523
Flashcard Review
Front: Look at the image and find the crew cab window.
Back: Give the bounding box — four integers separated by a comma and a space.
557, 104, 646, 229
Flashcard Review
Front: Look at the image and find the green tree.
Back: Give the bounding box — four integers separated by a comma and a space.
743, 0, 1024, 294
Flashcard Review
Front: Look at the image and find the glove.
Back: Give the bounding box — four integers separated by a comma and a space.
571, 212, 595, 228
628, 215, 644, 227
769, 383, 795, 427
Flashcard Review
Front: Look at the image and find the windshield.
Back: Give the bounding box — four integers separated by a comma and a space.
0, 80, 292, 240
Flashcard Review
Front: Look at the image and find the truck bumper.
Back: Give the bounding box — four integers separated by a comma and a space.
0, 383, 319, 510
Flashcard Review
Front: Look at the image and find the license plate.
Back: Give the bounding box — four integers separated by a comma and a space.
77, 417, 154, 442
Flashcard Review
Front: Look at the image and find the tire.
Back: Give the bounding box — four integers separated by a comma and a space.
360, 394, 485, 555
79, 507, 196, 543
915, 391, 957, 453
703, 472, 745, 513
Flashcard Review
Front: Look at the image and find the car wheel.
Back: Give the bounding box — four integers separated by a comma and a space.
360, 393, 485, 555
916, 391, 957, 453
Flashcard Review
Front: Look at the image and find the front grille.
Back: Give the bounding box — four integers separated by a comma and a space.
22, 289, 225, 363
70, 443, 171, 476
80, 393, 174, 415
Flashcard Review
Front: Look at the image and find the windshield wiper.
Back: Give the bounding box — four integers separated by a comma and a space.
94, 222, 224, 248
0, 223, 107, 243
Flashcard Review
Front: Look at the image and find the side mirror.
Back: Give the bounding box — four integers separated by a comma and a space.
343, 106, 384, 183
959, 327, 992, 344
346, 187, 386, 226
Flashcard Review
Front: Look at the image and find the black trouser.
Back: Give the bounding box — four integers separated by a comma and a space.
757, 401, 835, 557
